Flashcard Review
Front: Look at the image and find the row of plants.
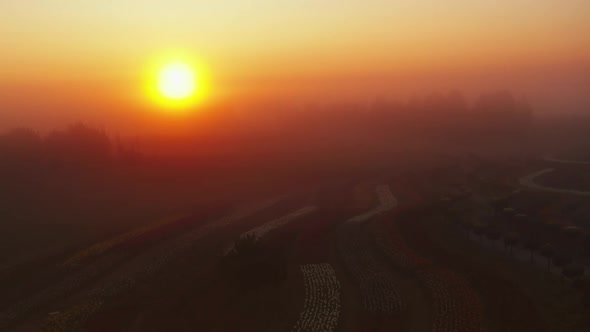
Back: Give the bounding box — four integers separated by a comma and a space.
416, 269, 483, 332
0, 254, 123, 330
337, 225, 405, 313
291, 264, 341, 332
372, 221, 431, 270
42, 300, 103, 332
347, 184, 396, 224
62, 197, 280, 269
373, 211, 483, 331
21, 204, 275, 332
242, 206, 318, 239
61, 214, 188, 268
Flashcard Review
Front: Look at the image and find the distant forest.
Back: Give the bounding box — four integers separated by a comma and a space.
0, 90, 533, 176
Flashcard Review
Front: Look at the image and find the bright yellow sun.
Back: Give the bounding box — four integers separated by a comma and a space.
144, 55, 212, 112
158, 62, 196, 100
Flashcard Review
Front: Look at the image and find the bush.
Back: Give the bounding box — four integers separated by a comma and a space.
553, 253, 573, 269
562, 265, 584, 280
220, 235, 288, 289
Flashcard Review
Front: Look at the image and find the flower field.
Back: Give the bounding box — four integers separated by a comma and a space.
42, 299, 103, 332
0, 199, 279, 331
372, 221, 431, 270
0, 255, 123, 330
417, 269, 483, 332
338, 225, 405, 313
371, 212, 483, 332
225, 205, 318, 255
61, 214, 188, 268
291, 263, 341, 332
43, 200, 281, 331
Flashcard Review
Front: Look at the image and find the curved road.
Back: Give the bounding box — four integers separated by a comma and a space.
542, 155, 590, 165
519, 156, 590, 196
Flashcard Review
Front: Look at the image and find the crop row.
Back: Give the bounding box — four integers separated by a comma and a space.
372, 219, 482, 331
206, 198, 281, 233
372, 223, 430, 270
42, 299, 103, 332
61, 214, 188, 268
347, 185, 396, 224
243, 206, 318, 239
0, 255, 122, 330
54, 201, 281, 329
417, 269, 482, 332
0, 200, 277, 331
338, 225, 405, 313
292, 263, 341, 332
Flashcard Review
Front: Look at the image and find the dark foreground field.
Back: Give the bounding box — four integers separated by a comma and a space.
2, 160, 589, 332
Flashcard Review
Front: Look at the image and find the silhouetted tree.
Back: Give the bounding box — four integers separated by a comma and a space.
473, 224, 486, 241
583, 235, 590, 259
552, 252, 573, 271
473, 90, 532, 135
0, 128, 43, 176
504, 232, 520, 255
221, 235, 288, 289
45, 123, 112, 168
525, 238, 541, 263
485, 227, 501, 248
540, 243, 555, 271
562, 265, 584, 281
561, 226, 583, 258
572, 276, 590, 291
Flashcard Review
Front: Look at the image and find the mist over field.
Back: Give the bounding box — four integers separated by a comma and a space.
2, 1, 590, 331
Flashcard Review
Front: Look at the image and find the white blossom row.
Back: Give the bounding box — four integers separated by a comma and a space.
292, 264, 341, 332
204, 198, 281, 233
372, 216, 482, 331
242, 206, 318, 239
347, 185, 397, 224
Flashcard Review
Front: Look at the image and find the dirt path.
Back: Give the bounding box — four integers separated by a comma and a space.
543, 156, 590, 165
519, 168, 590, 196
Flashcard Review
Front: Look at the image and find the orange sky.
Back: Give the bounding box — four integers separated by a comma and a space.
1, 0, 589, 133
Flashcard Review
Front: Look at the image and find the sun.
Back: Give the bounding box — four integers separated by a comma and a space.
143, 54, 212, 112
157, 62, 196, 100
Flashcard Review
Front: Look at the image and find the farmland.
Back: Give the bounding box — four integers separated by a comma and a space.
2, 156, 590, 332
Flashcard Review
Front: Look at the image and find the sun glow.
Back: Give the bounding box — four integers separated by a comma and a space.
158, 62, 196, 100
145, 55, 211, 112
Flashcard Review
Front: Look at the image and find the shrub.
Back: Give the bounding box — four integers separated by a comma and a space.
221, 235, 288, 289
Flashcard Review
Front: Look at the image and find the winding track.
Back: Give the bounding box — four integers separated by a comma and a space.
542, 155, 590, 165
346, 184, 397, 224
519, 168, 590, 196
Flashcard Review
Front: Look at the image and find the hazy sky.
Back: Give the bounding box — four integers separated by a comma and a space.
1, 0, 589, 132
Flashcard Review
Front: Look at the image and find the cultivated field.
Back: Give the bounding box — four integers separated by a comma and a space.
2, 163, 589, 332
